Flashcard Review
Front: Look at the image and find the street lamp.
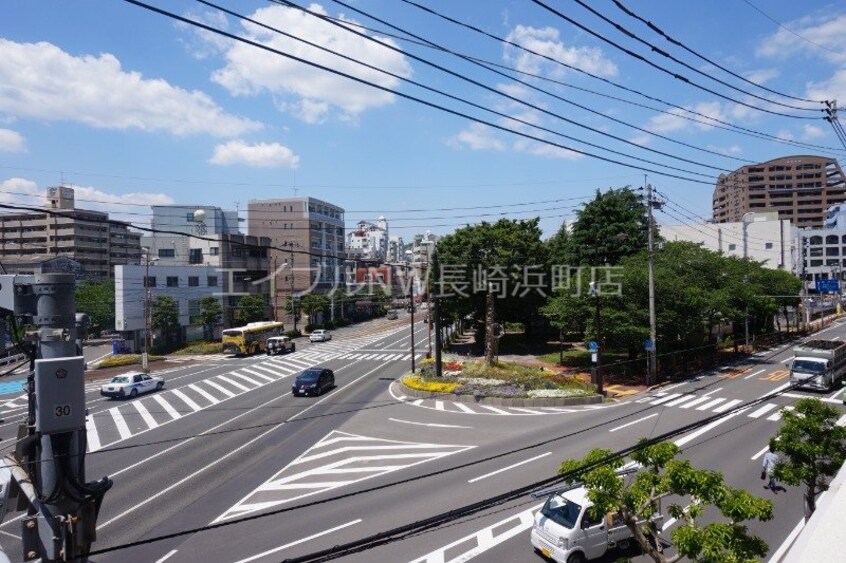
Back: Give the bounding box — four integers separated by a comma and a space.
143, 251, 159, 373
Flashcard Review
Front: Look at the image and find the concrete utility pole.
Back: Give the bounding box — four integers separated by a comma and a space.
143, 252, 158, 373
409, 268, 416, 374
434, 293, 443, 377
0, 273, 111, 561
802, 237, 810, 333
485, 284, 496, 366
590, 279, 604, 396
645, 182, 660, 386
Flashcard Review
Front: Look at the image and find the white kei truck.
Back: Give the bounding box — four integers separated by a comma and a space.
789, 339, 846, 392
530, 482, 662, 563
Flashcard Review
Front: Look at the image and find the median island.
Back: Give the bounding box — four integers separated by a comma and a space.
400, 359, 603, 406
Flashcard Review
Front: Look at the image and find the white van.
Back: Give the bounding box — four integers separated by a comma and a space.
530, 485, 662, 563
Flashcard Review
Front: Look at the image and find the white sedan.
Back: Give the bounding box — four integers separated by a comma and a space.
309, 330, 332, 342
100, 371, 164, 399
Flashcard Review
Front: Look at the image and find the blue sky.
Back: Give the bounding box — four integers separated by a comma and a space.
3, 0, 846, 240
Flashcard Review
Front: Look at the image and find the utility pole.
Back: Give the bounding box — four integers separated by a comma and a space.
645, 181, 661, 386
0, 273, 111, 561
802, 237, 810, 333
590, 279, 604, 396
272, 256, 278, 322
485, 284, 496, 366
426, 252, 433, 358
409, 268, 416, 373
143, 252, 157, 373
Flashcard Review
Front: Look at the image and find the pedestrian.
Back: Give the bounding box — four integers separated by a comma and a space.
762, 449, 780, 493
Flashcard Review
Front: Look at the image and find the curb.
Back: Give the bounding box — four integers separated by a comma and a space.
398, 381, 602, 407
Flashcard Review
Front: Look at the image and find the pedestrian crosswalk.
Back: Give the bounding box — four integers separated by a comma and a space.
635, 391, 793, 422
392, 388, 615, 416
84, 353, 318, 452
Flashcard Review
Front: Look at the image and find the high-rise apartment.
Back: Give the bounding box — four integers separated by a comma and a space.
248, 197, 345, 323
712, 155, 846, 228
0, 186, 141, 279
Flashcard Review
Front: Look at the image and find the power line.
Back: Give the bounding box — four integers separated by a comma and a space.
119, 1, 720, 186
393, 0, 845, 155
574, 0, 823, 108
612, 0, 823, 105
739, 0, 846, 58
531, 0, 822, 120
209, 0, 730, 177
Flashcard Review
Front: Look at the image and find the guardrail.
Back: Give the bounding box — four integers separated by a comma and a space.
0, 353, 26, 367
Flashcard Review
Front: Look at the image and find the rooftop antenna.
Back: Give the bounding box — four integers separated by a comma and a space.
292, 187, 299, 196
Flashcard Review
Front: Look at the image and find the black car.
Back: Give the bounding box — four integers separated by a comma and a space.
292, 368, 335, 397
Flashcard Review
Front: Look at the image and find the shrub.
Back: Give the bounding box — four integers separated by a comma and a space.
285, 329, 302, 338
172, 341, 223, 355
402, 375, 458, 394
304, 324, 316, 333
323, 320, 336, 330
97, 354, 165, 369
527, 388, 594, 398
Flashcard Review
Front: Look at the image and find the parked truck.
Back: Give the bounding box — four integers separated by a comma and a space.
530, 483, 662, 563
789, 339, 846, 392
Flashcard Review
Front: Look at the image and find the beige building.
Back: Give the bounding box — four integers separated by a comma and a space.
0, 186, 141, 279
712, 155, 846, 228
247, 197, 345, 324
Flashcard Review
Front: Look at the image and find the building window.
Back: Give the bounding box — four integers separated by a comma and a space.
189, 248, 203, 264
144, 276, 156, 288
727, 243, 736, 251
208, 276, 218, 287
158, 248, 175, 258
210, 247, 219, 256
188, 276, 200, 287
166, 276, 179, 287
765, 242, 773, 250
232, 248, 242, 257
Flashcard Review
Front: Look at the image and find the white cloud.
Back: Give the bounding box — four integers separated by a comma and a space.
176, 9, 232, 60
0, 129, 25, 153
647, 102, 727, 133
0, 178, 174, 224
744, 68, 779, 85
802, 124, 826, 140
210, 4, 412, 122
629, 134, 651, 146
776, 129, 795, 141
0, 39, 261, 137
705, 144, 743, 156
448, 123, 505, 151
209, 140, 300, 168
503, 25, 617, 78
756, 13, 846, 64
805, 68, 846, 106
513, 138, 583, 160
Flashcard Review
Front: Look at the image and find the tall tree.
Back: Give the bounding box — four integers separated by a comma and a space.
298, 294, 330, 324
75, 280, 115, 335
770, 398, 846, 520
560, 440, 773, 563
196, 296, 223, 340
546, 221, 573, 268
435, 218, 548, 336
234, 294, 267, 325
568, 187, 649, 267
151, 295, 180, 348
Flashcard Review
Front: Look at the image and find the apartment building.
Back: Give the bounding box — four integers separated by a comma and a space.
712, 155, 846, 228
0, 186, 142, 279
247, 197, 345, 323
347, 217, 389, 260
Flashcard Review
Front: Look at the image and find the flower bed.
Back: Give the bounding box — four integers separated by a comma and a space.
403, 360, 597, 400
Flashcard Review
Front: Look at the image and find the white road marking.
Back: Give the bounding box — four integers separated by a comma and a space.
467, 453, 551, 483
132, 400, 159, 429
678, 396, 712, 409
696, 397, 725, 411
205, 380, 236, 398
747, 403, 779, 419
154, 549, 179, 563
171, 389, 202, 412
109, 407, 132, 440
230, 372, 261, 387
508, 407, 548, 415
389, 418, 473, 429
713, 398, 742, 413
86, 414, 101, 452
651, 393, 682, 405
702, 387, 723, 396
767, 405, 794, 421
218, 375, 250, 392
744, 368, 766, 380
151, 395, 181, 420
674, 407, 748, 448
234, 519, 362, 563
609, 413, 659, 433
478, 405, 510, 415
409, 504, 541, 563
665, 394, 696, 407
435, 400, 445, 411
189, 383, 221, 405
751, 445, 770, 461
453, 402, 477, 414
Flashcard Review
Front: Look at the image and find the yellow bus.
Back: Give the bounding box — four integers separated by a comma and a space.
222, 321, 285, 355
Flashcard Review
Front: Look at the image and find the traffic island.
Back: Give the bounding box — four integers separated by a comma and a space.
399, 359, 604, 406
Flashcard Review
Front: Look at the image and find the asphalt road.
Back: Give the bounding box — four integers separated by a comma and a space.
1, 315, 844, 563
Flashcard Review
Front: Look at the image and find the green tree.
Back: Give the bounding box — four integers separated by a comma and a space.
567, 187, 649, 267
75, 281, 115, 335
560, 440, 773, 563
770, 398, 846, 520
299, 294, 330, 324
196, 296, 223, 340
435, 218, 549, 337
234, 294, 267, 324
151, 295, 180, 349
546, 221, 573, 268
